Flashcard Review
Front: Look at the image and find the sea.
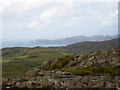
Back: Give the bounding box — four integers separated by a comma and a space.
1, 41, 66, 49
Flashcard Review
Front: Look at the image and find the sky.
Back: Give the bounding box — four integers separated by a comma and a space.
0, 0, 119, 42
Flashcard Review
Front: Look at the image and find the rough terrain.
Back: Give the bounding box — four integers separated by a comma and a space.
2, 49, 120, 88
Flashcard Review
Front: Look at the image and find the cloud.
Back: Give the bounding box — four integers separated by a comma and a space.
65, 3, 118, 27
39, 6, 68, 28
17, 1, 46, 14
40, 7, 67, 23
65, 16, 85, 26
63, 1, 74, 10
27, 20, 37, 28
39, 2, 74, 28
70, 17, 84, 21
0, 0, 73, 14
1, 0, 117, 15
0, 0, 18, 13
100, 10, 118, 26
1, 1, 117, 29
0, 0, 46, 14
110, 10, 118, 17
101, 18, 112, 26
100, 16, 115, 26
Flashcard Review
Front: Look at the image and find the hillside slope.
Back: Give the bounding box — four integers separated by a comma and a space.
50, 38, 119, 54
2, 49, 120, 88
40, 49, 119, 74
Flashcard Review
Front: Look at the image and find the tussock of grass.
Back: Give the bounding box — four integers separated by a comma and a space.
48, 55, 75, 70
68, 66, 120, 76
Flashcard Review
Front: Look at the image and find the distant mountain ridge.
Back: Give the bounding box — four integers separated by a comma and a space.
29, 34, 119, 45
49, 38, 119, 54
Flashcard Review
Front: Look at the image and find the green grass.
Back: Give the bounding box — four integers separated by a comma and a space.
68, 66, 120, 76
2, 47, 64, 78
48, 55, 75, 70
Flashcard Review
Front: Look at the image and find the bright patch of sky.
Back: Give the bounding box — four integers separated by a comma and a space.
0, 0, 118, 41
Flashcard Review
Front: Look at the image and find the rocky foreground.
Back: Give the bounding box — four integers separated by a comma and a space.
2, 70, 120, 88
2, 49, 120, 88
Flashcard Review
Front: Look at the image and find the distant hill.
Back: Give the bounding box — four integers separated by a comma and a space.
49, 38, 119, 54
29, 34, 118, 45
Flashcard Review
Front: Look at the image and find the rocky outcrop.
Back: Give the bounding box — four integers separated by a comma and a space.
2, 70, 120, 88
40, 49, 119, 71
2, 49, 120, 88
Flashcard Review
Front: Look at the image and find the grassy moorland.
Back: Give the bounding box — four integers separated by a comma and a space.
2, 47, 65, 78
2, 38, 119, 78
